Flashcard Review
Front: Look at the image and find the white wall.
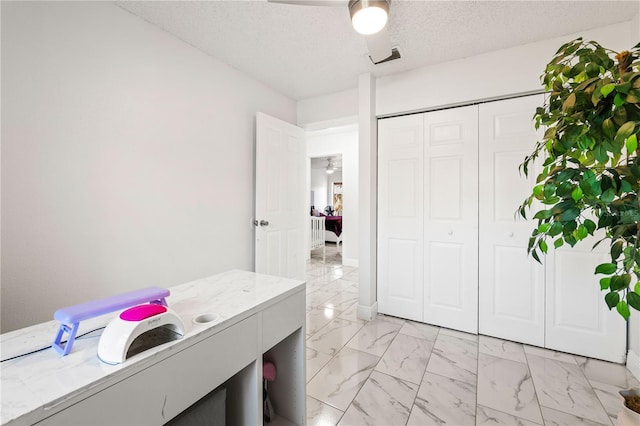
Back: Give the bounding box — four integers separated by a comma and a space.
376, 21, 633, 116
1, 2, 296, 332
357, 73, 377, 320
310, 169, 328, 212
297, 88, 358, 129
306, 126, 358, 266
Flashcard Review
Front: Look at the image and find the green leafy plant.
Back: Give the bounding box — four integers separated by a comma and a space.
519, 38, 640, 319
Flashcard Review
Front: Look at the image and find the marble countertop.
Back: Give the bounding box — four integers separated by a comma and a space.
0, 270, 305, 425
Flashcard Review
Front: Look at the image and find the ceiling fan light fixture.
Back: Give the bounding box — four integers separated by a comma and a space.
349, 0, 389, 35
326, 158, 335, 174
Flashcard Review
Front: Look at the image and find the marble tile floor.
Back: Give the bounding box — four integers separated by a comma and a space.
304, 248, 640, 426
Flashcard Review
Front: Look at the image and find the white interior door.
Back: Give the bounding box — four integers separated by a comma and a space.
478, 95, 545, 346
546, 237, 627, 362
377, 115, 424, 322
423, 106, 478, 333
255, 112, 306, 281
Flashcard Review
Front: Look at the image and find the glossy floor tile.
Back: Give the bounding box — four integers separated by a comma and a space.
345, 318, 402, 357
307, 317, 364, 357
477, 353, 542, 423
303, 247, 636, 426
338, 371, 418, 426
425, 333, 478, 385
407, 371, 476, 425
306, 346, 380, 411
526, 354, 611, 424
307, 396, 344, 426
375, 333, 433, 385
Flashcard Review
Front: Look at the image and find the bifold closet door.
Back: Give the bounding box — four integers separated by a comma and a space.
423, 106, 478, 333
377, 115, 424, 322
478, 95, 545, 346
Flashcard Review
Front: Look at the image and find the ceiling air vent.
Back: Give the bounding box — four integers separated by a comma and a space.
370, 47, 402, 65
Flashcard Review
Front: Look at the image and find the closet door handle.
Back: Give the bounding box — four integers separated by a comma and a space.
508, 231, 514, 237
447, 230, 453, 236
260, 220, 270, 227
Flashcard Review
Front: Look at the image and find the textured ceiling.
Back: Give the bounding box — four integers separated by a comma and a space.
117, 0, 639, 100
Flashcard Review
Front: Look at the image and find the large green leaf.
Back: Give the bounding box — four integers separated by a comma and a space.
610, 274, 631, 291
601, 188, 615, 204
549, 222, 564, 236
571, 186, 583, 202
626, 134, 638, 155
576, 225, 589, 240
611, 240, 624, 261
616, 301, 630, 320
600, 83, 616, 97
562, 93, 576, 112
533, 210, 552, 220
615, 121, 636, 145
628, 291, 640, 311
595, 263, 617, 274
602, 118, 616, 139
605, 291, 620, 309
539, 240, 548, 254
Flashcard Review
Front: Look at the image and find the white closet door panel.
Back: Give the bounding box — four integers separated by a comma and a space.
427, 242, 463, 305
428, 156, 463, 220
546, 241, 627, 363
492, 245, 541, 321
478, 95, 545, 346
378, 115, 424, 321
423, 105, 478, 333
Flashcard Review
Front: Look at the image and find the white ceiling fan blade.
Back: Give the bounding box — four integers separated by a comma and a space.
267, 0, 347, 6
365, 26, 393, 63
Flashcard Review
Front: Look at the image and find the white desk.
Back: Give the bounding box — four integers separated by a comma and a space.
1, 270, 306, 425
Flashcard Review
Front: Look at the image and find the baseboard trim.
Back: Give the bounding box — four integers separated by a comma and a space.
357, 302, 378, 321
627, 349, 640, 381
343, 258, 359, 267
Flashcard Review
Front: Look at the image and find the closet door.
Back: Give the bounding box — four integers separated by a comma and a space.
546, 240, 626, 362
423, 106, 478, 333
478, 95, 545, 346
377, 115, 424, 322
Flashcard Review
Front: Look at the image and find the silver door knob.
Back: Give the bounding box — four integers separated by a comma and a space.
260, 220, 269, 226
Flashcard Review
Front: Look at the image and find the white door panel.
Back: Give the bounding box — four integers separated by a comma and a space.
423, 106, 478, 333
255, 113, 306, 280
478, 95, 545, 346
546, 239, 627, 362
378, 115, 424, 321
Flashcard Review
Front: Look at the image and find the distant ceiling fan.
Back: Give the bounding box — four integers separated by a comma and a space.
268, 0, 393, 63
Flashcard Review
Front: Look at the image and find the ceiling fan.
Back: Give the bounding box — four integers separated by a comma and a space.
267, 0, 394, 63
